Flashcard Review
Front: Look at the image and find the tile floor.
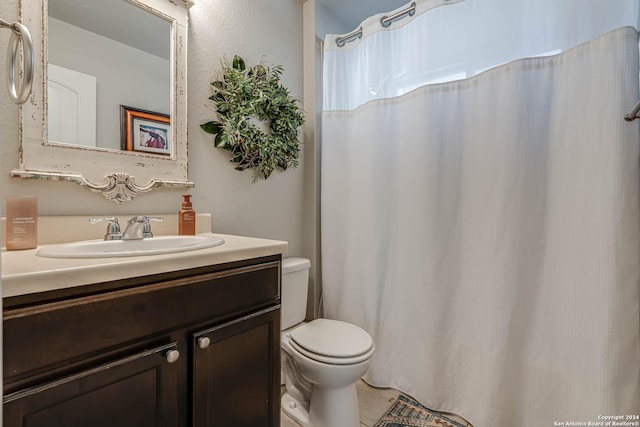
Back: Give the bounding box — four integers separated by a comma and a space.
281, 380, 473, 427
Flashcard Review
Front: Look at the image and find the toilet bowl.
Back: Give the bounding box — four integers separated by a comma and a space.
281, 319, 374, 427
280, 258, 375, 427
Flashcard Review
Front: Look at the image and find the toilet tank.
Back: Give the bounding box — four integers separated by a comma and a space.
281, 257, 311, 330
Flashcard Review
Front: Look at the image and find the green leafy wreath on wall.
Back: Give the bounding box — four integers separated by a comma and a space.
201, 55, 305, 182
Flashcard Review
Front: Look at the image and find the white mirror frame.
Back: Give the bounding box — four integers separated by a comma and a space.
12, 0, 194, 203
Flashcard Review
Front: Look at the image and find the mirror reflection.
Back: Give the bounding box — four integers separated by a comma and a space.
47, 0, 171, 153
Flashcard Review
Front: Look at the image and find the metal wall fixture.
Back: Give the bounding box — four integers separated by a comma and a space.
625, 100, 640, 122
0, 16, 33, 104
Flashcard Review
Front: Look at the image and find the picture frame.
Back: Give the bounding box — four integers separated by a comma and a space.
120, 106, 171, 155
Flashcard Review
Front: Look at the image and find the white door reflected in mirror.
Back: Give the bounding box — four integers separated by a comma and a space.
48, 64, 97, 147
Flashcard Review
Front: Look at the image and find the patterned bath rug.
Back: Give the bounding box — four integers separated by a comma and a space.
373, 394, 467, 427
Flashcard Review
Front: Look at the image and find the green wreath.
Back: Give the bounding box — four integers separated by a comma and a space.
201, 55, 305, 182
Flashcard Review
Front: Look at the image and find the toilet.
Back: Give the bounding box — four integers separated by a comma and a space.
280, 257, 375, 427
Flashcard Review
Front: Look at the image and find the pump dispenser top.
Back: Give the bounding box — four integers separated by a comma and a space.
178, 194, 196, 235
182, 194, 192, 209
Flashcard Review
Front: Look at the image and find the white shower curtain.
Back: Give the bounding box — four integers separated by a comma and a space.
321, 2, 640, 426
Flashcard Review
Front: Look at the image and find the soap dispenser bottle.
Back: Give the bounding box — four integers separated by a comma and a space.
179, 194, 196, 235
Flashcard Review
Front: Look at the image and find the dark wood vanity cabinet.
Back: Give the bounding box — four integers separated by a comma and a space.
3, 255, 282, 427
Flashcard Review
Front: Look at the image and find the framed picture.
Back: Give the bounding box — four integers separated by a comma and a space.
120, 106, 171, 155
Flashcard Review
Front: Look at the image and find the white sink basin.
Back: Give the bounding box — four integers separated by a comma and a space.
36, 235, 225, 259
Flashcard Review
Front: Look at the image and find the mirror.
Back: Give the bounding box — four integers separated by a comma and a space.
13, 0, 194, 203
47, 0, 171, 152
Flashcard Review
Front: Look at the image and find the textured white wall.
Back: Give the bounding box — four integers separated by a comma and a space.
188, 0, 305, 255
0, 0, 307, 256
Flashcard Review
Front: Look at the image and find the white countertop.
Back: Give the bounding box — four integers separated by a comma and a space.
2, 233, 288, 299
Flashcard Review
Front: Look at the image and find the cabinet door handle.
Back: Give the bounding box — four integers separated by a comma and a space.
198, 337, 211, 349
165, 349, 180, 363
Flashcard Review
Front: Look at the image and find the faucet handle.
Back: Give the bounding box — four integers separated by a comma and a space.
142, 216, 164, 238
89, 217, 122, 240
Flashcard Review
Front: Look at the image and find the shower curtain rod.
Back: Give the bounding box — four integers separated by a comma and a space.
335, 1, 417, 47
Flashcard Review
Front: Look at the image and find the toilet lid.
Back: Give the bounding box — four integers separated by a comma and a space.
289, 318, 374, 358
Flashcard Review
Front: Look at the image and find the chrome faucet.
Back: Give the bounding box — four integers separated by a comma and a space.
122, 216, 164, 240
89, 217, 122, 240
90, 216, 163, 240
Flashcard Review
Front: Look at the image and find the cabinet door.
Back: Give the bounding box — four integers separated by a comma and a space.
192, 306, 281, 427
4, 342, 180, 427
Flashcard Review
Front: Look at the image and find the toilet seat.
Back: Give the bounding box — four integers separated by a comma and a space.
287, 319, 374, 365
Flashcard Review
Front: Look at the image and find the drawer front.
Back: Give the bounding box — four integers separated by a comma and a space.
4, 260, 280, 383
